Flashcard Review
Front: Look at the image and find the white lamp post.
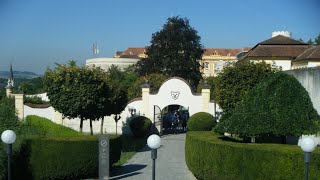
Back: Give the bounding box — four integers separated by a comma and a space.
147, 134, 161, 180
300, 137, 316, 180
1, 130, 16, 180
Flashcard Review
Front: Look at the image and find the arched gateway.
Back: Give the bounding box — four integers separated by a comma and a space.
19, 77, 221, 135
126, 77, 220, 134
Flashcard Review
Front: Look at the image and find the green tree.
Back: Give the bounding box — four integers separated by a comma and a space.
104, 65, 128, 134
0, 97, 20, 133
214, 61, 279, 111
0, 89, 5, 100
136, 16, 204, 87
43, 62, 112, 135
307, 38, 314, 45
127, 73, 169, 100
315, 34, 320, 45
197, 76, 216, 100
216, 72, 320, 142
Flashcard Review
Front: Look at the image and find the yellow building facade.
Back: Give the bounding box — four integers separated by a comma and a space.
116, 47, 249, 77
201, 48, 250, 77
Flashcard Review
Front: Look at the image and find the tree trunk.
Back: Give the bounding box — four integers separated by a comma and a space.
114, 114, 121, 135
80, 117, 83, 133
90, 119, 93, 135
101, 117, 104, 134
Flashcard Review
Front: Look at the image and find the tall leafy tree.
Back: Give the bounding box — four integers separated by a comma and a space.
103, 65, 128, 134
127, 73, 169, 100
19, 77, 44, 94
307, 34, 320, 45
44, 62, 112, 135
214, 61, 279, 111
136, 16, 204, 87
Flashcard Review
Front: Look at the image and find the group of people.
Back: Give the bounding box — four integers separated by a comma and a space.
165, 110, 188, 134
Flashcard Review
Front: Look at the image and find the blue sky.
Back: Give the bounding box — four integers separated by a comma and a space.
0, 0, 319, 74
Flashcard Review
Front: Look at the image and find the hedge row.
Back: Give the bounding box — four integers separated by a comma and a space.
23, 115, 82, 137
185, 131, 320, 180
129, 116, 152, 137
187, 112, 216, 131
13, 135, 121, 180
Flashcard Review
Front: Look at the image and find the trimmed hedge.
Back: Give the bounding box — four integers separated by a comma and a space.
0, 97, 20, 133
13, 135, 121, 180
216, 72, 320, 138
129, 116, 152, 137
0, 97, 21, 179
185, 131, 320, 179
187, 112, 215, 131
23, 115, 82, 137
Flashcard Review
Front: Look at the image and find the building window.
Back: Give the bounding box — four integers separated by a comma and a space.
204, 62, 209, 68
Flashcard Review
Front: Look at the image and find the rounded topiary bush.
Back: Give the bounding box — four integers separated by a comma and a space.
129, 116, 152, 137
216, 72, 320, 138
187, 112, 215, 131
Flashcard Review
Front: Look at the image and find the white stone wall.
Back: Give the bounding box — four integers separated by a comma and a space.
24, 105, 55, 120
26, 93, 49, 101
21, 78, 213, 135
256, 60, 291, 71
148, 78, 203, 118
285, 68, 320, 115
15, 94, 24, 120
23, 99, 143, 135
86, 58, 139, 71
309, 62, 320, 68
208, 102, 222, 118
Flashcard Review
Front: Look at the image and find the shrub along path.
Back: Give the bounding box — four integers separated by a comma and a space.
110, 133, 197, 180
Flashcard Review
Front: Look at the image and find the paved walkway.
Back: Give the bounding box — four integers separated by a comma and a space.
110, 133, 197, 180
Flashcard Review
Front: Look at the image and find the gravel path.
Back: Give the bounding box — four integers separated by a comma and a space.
110, 133, 197, 180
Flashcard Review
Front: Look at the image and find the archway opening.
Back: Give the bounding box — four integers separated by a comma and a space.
161, 104, 189, 135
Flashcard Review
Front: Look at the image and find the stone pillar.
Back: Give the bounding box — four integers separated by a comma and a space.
15, 94, 24, 120
6, 88, 12, 97
54, 110, 63, 125
141, 81, 150, 117
201, 82, 211, 113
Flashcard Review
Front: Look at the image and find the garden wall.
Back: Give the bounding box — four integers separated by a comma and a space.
285, 67, 320, 114
23, 104, 137, 135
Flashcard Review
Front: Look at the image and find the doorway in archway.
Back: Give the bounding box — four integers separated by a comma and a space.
161, 104, 189, 135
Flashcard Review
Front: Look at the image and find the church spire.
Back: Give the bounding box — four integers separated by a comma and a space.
6, 63, 14, 89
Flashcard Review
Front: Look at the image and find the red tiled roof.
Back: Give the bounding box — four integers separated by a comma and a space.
203, 48, 251, 56
241, 35, 310, 60
119, 48, 145, 57
247, 45, 310, 58
294, 46, 320, 61
259, 35, 308, 45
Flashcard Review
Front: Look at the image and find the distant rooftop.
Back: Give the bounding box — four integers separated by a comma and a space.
294, 46, 320, 62
241, 35, 310, 60
203, 48, 251, 57
259, 35, 308, 45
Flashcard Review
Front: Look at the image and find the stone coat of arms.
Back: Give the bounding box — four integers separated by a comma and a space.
171, 91, 180, 100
